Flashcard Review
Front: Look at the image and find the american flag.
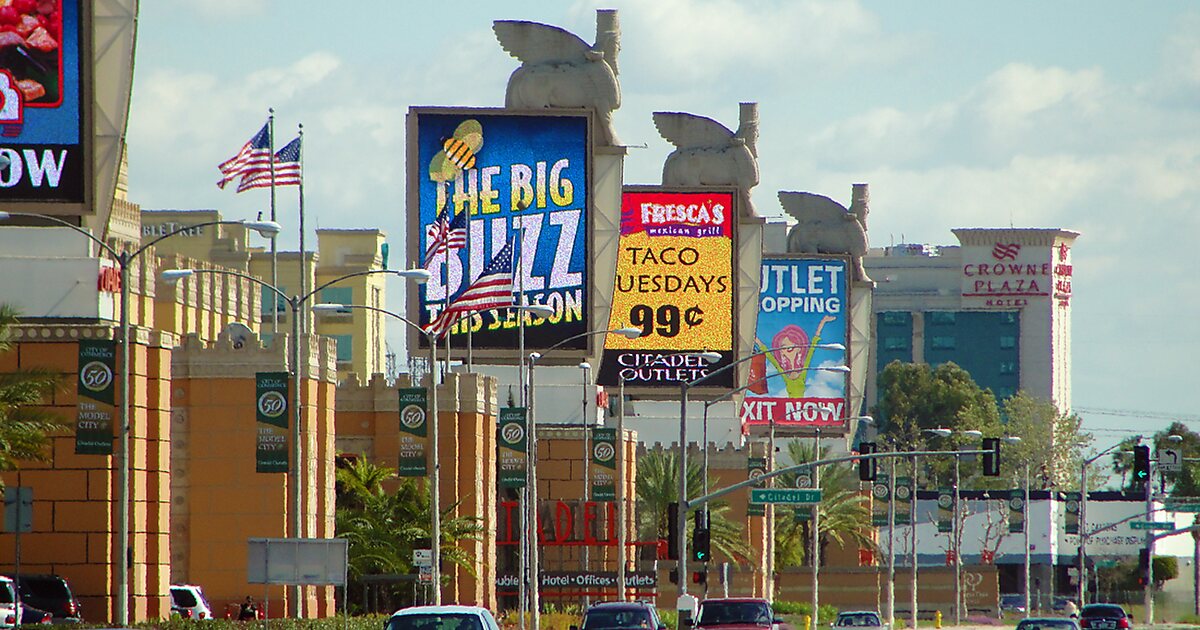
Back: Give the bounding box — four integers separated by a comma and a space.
236, 136, 302, 192
423, 207, 467, 269
217, 123, 272, 189
423, 239, 515, 339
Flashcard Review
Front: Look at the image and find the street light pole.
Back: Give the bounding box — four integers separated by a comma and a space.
952, 453, 961, 625
617, 375, 627, 602
812, 426, 821, 622
909, 455, 918, 630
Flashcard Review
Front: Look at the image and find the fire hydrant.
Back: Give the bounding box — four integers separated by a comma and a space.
934, 610, 942, 629
803, 614, 812, 630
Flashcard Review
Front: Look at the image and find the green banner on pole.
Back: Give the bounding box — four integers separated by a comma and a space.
1008, 490, 1026, 533
497, 407, 527, 488
255, 372, 289, 473
1065, 491, 1081, 535
747, 457, 767, 516
397, 388, 428, 476
76, 339, 116, 455
937, 487, 953, 533
591, 427, 617, 501
872, 473, 891, 527
894, 476, 912, 525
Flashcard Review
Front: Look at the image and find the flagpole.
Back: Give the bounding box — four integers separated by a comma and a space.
297, 124, 306, 335
268, 108, 279, 336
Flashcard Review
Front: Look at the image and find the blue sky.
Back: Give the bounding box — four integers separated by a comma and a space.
125, 1, 1200, 451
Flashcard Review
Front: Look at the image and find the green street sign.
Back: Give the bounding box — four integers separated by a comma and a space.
1130, 521, 1173, 530
750, 488, 822, 505
1165, 502, 1200, 512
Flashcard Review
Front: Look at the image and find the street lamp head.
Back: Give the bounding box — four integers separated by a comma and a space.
0, 211, 10, 221
520, 304, 555, 318
160, 269, 195, 284
961, 429, 983, 440
242, 219, 282, 237
614, 327, 641, 339
529, 352, 542, 362
579, 361, 591, 371
926, 428, 953, 438
312, 303, 347, 314
1003, 436, 1023, 444
1167, 435, 1184, 443
821, 365, 850, 373
696, 351, 723, 364
395, 268, 432, 284
820, 342, 846, 351
856, 415, 876, 425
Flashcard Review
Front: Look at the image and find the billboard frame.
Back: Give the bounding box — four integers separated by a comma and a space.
405, 106, 597, 362
598, 184, 740, 396
742, 252, 852, 438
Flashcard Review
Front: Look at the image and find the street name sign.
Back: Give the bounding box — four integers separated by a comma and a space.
750, 488, 822, 505
1165, 501, 1200, 512
1130, 521, 1173, 530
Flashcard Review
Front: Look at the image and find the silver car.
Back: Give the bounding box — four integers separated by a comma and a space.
833, 611, 886, 630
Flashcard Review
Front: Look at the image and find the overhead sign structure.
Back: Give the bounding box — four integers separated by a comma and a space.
0, 0, 89, 210
741, 256, 849, 431
409, 108, 590, 352
598, 189, 735, 388
749, 488, 822, 505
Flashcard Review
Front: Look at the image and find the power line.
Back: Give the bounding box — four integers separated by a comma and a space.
1074, 407, 1200, 423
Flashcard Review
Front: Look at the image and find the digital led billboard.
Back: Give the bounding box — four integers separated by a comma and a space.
0, 0, 85, 205
410, 109, 589, 349
598, 189, 734, 388
741, 256, 849, 430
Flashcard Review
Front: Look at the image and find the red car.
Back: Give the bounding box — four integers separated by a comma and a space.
693, 598, 781, 630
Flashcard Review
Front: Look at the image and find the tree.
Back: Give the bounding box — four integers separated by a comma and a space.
994, 392, 1091, 491
0, 305, 65, 471
335, 458, 484, 584
635, 449, 753, 564
772, 440, 874, 568
873, 361, 1003, 488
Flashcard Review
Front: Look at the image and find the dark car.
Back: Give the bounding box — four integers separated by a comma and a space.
580, 602, 666, 630
19, 603, 53, 625
1016, 618, 1079, 630
4, 575, 81, 624
694, 598, 781, 630
1078, 604, 1130, 630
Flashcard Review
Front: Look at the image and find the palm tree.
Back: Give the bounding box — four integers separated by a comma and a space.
772, 440, 874, 568
635, 449, 753, 564
0, 305, 65, 470
336, 458, 484, 580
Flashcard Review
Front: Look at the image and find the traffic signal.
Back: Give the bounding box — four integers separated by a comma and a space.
669, 569, 679, 585
667, 502, 680, 560
858, 442, 877, 481
691, 570, 707, 585
692, 509, 711, 563
1133, 445, 1151, 484
982, 437, 1001, 477
1137, 548, 1151, 586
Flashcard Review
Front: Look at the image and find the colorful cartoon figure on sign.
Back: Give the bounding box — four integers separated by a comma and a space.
750, 314, 836, 397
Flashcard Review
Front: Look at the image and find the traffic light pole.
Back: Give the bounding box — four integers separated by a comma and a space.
1144, 456, 1155, 625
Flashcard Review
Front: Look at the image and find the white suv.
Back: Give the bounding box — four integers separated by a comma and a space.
0, 577, 19, 628
169, 584, 213, 620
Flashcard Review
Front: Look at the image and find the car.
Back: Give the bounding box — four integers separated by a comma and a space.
1001, 595, 1027, 616
579, 602, 666, 630
385, 605, 502, 630
1078, 604, 1130, 630
4, 574, 81, 623
1016, 618, 1080, 630
832, 611, 886, 630
693, 598, 781, 630
20, 603, 53, 625
170, 584, 214, 620
0, 577, 18, 629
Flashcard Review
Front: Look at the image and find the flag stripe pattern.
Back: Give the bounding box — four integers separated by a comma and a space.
237, 136, 302, 192
424, 207, 467, 268
423, 238, 515, 339
217, 123, 272, 189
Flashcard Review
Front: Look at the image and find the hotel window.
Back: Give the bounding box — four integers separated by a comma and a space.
320, 287, 354, 313
884, 336, 909, 351
333, 335, 353, 363
882, 312, 909, 325
928, 312, 957, 325
931, 336, 956, 349
999, 336, 1017, 349
261, 286, 288, 314
999, 361, 1017, 375
1000, 312, 1018, 325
